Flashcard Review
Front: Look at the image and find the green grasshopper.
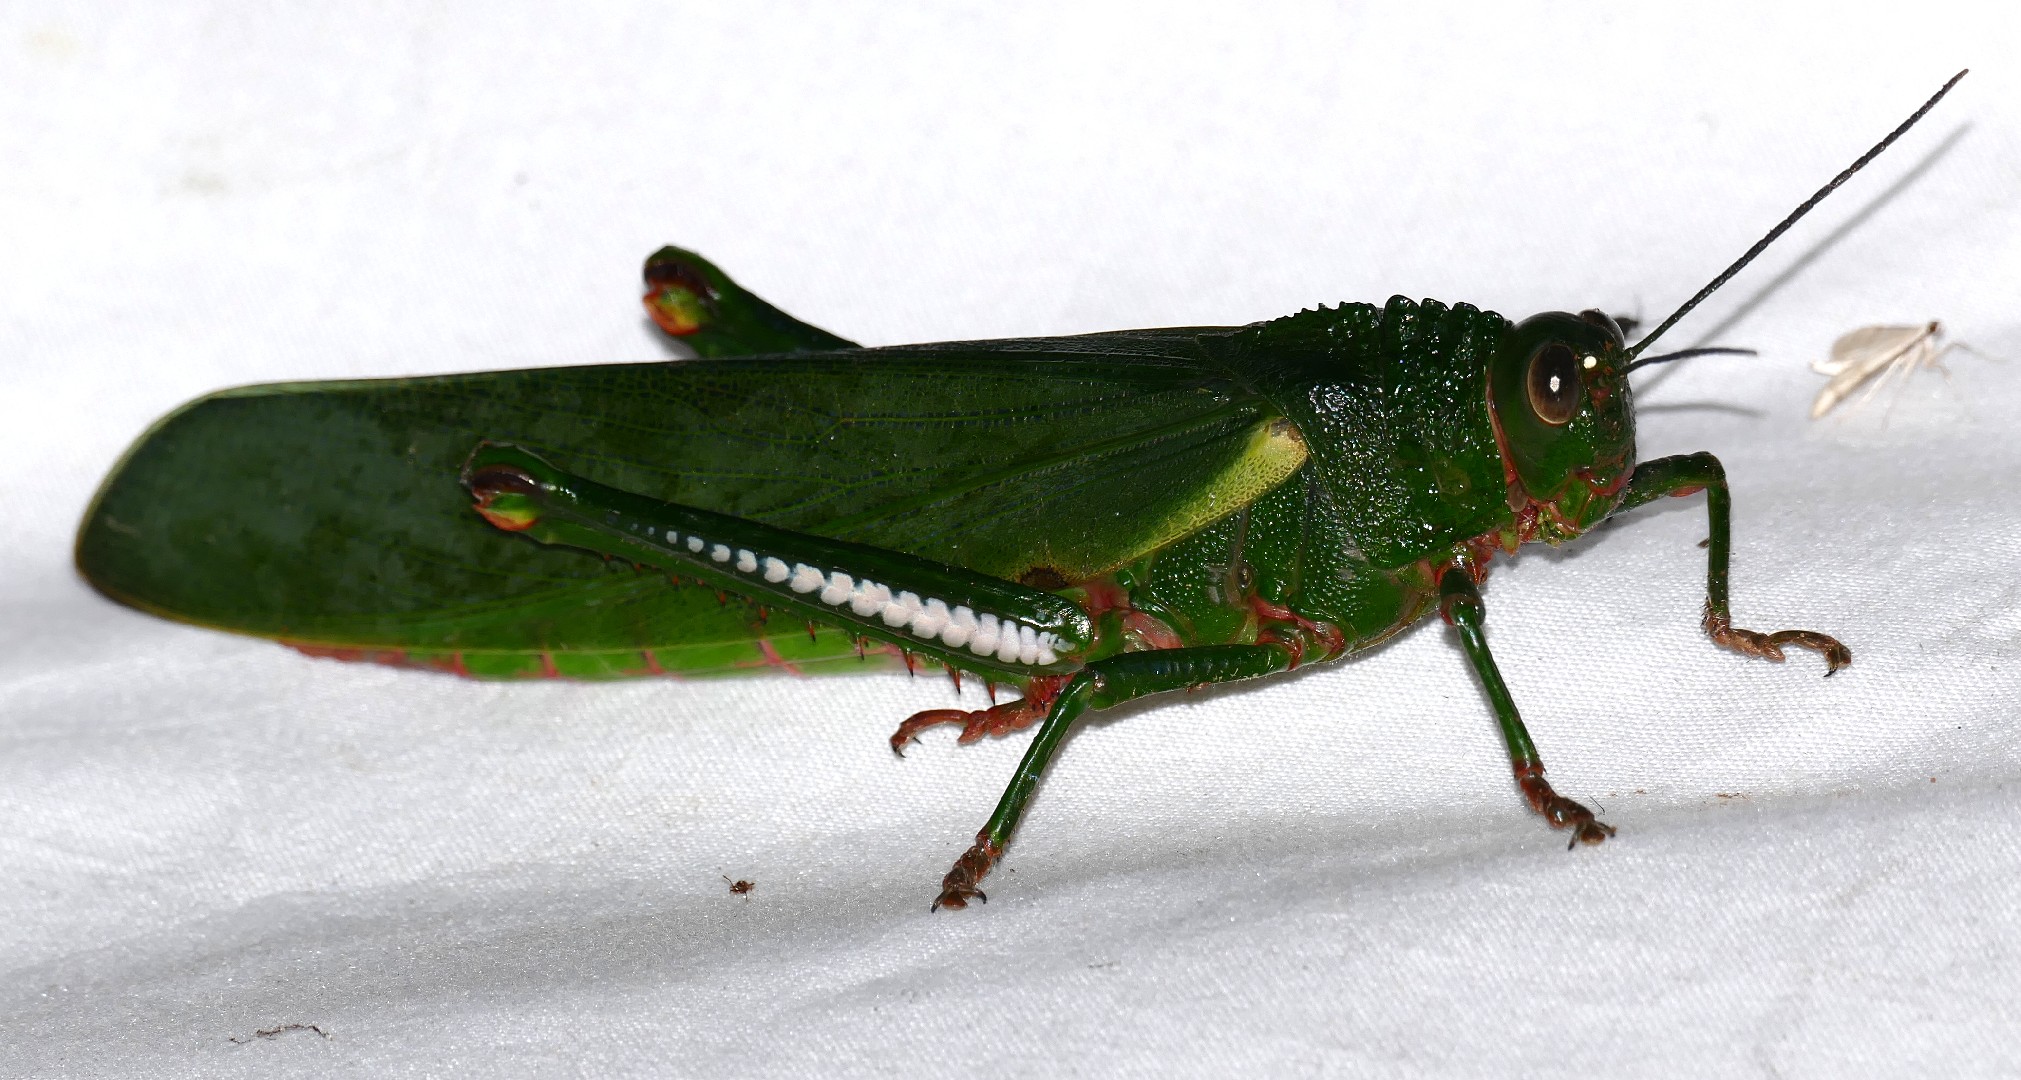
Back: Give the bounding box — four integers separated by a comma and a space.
75, 74, 1961, 909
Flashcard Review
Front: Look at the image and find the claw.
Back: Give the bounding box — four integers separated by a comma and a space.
1561, 824, 1614, 850
1703, 607, 1851, 675
1517, 765, 1614, 846
888, 708, 969, 755
932, 835, 1001, 911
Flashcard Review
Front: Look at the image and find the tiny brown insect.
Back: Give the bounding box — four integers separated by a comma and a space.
724, 875, 754, 896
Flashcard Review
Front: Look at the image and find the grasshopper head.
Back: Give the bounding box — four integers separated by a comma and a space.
1488, 309, 1635, 541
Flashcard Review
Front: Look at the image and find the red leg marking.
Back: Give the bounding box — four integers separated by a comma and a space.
1078, 577, 1132, 619
1259, 628, 1307, 668
1121, 611, 1185, 651
1249, 596, 1346, 664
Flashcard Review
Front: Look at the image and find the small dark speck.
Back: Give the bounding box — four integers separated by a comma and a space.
228, 1023, 329, 1044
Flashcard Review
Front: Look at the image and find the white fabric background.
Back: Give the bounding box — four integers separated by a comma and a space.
4, 3, 2018, 1076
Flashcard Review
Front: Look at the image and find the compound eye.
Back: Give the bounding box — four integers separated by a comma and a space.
1578, 309, 1628, 341
1526, 342, 1582, 426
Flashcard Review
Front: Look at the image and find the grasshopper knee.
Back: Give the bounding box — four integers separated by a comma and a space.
1437, 568, 1487, 630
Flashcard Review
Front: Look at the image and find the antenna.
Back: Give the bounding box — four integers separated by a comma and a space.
1622, 345, 1756, 375
1628, 70, 1967, 361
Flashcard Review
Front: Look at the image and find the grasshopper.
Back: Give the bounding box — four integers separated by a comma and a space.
76, 73, 1962, 908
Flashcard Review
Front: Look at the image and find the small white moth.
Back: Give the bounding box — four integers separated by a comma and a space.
1809, 321, 1966, 419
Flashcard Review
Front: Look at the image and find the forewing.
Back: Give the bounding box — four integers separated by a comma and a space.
77, 331, 1304, 673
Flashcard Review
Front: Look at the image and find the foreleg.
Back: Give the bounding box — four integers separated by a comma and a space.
1618, 453, 1850, 673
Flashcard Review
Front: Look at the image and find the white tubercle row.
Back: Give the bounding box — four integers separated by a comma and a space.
624, 519, 1062, 666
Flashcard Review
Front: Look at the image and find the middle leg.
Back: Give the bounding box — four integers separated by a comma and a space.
933, 643, 1298, 909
